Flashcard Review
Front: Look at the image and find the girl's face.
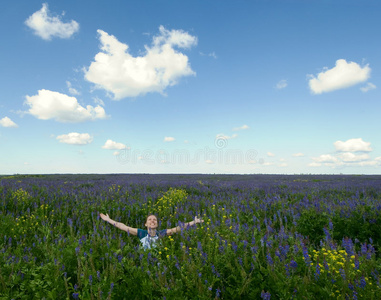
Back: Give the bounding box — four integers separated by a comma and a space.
145, 215, 158, 229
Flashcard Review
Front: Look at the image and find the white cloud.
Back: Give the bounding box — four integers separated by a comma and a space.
164, 137, 175, 142
93, 97, 105, 106
0, 117, 18, 128
337, 152, 370, 162
85, 26, 197, 100
66, 81, 80, 95
276, 79, 287, 89
232, 125, 249, 131
57, 132, 93, 145
279, 163, 288, 167
25, 3, 79, 40
216, 133, 238, 140
292, 153, 304, 157
309, 138, 379, 169
308, 59, 371, 94
312, 154, 338, 163
102, 139, 126, 150
357, 160, 379, 166
25, 89, 107, 123
360, 82, 377, 93
267, 152, 275, 157
308, 162, 322, 167
199, 51, 217, 59
334, 138, 372, 152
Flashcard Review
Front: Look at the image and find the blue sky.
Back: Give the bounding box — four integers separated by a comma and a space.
1, 0, 380, 174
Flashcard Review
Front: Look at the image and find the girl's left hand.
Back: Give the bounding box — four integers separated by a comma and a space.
194, 216, 203, 224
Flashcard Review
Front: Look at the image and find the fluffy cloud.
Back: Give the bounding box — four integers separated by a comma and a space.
66, 81, 80, 95
57, 133, 93, 145
267, 152, 275, 157
276, 79, 287, 89
25, 89, 107, 123
337, 152, 370, 162
310, 138, 379, 168
0, 117, 18, 128
102, 139, 126, 150
25, 3, 79, 40
164, 137, 175, 142
360, 82, 377, 93
292, 153, 304, 157
84, 26, 197, 99
334, 138, 372, 152
311, 154, 339, 163
308, 59, 371, 94
216, 133, 238, 140
232, 125, 249, 131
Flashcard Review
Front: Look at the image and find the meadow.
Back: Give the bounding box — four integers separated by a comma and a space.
1, 174, 381, 299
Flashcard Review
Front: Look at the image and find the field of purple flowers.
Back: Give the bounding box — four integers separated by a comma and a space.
1, 174, 381, 299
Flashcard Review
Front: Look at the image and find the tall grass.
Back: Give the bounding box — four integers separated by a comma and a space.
1, 174, 381, 299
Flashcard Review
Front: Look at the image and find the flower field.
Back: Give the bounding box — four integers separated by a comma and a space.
1, 174, 381, 299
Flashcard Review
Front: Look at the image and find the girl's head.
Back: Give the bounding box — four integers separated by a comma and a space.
145, 214, 158, 230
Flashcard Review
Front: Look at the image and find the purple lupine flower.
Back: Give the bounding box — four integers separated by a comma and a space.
323, 260, 329, 271
342, 238, 354, 256
361, 243, 367, 255
354, 259, 360, 270
315, 262, 320, 281
323, 227, 331, 242
302, 245, 311, 267
266, 252, 273, 266
215, 288, 221, 298
261, 290, 271, 300
339, 268, 346, 281
275, 250, 282, 262
238, 257, 243, 266
89, 275, 93, 285
285, 263, 291, 277
72, 293, 79, 299
175, 262, 180, 270
290, 259, 298, 269
359, 276, 366, 289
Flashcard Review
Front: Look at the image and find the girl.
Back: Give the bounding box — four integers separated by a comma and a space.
99, 213, 203, 249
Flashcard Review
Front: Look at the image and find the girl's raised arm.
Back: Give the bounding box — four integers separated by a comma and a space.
166, 216, 203, 235
99, 213, 138, 235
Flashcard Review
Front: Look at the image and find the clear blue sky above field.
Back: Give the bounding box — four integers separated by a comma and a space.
1, 0, 380, 175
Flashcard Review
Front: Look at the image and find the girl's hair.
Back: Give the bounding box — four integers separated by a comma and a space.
146, 214, 158, 222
